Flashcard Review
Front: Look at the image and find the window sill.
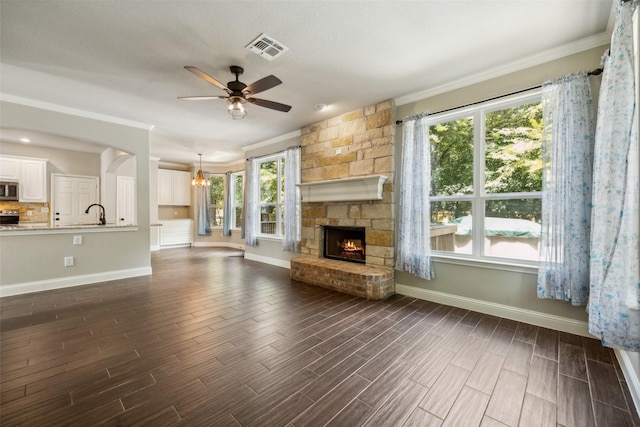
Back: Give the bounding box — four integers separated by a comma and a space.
431, 253, 538, 275
256, 235, 283, 242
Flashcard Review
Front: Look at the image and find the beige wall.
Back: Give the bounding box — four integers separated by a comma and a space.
0, 100, 151, 288
393, 46, 610, 324
0, 141, 102, 176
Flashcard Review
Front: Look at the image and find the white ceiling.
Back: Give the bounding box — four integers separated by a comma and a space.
0, 1, 614, 166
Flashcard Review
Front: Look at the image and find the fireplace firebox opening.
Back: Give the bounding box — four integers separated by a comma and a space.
324, 226, 366, 264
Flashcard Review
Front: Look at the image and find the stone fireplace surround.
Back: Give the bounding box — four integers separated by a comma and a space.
290, 100, 395, 300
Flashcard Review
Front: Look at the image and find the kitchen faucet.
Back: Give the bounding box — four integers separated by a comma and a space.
85, 204, 106, 225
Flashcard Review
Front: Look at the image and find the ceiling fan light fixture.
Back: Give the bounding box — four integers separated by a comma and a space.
228, 99, 247, 120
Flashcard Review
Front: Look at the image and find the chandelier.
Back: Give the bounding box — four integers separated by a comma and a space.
192, 154, 210, 187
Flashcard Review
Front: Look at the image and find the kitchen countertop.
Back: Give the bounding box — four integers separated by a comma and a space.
0, 223, 138, 235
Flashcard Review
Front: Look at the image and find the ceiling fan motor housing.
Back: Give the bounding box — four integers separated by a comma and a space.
228, 66, 248, 97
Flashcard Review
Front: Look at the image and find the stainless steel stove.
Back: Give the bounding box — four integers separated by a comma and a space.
0, 210, 20, 225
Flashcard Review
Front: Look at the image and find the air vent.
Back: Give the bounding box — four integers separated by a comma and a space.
246, 33, 289, 61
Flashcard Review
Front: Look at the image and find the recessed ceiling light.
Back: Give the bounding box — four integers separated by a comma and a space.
314, 103, 329, 111
19, 137, 31, 143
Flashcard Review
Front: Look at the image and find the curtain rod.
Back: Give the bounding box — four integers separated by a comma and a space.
395, 67, 604, 125
246, 144, 301, 161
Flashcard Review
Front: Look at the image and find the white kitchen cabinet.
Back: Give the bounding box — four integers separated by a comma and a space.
0, 156, 21, 180
159, 219, 193, 246
158, 169, 191, 206
20, 158, 48, 202
0, 155, 48, 202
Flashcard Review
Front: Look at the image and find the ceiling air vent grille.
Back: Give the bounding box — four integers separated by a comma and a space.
246, 33, 289, 61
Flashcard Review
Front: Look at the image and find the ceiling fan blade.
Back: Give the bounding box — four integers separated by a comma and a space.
243, 75, 282, 96
248, 97, 292, 112
184, 66, 231, 94
177, 96, 227, 101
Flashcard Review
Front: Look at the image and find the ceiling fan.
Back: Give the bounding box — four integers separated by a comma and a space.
179, 65, 292, 119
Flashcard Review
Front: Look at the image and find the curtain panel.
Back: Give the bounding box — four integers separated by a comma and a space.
197, 172, 211, 236
395, 114, 434, 280
282, 146, 301, 253
222, 171, 232, 236
589, 0, 639, 351
537, 72, 595, 306
244, 158, 260, 247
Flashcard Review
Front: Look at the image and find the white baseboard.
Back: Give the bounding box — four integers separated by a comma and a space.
395, 283, 591, 337
158, 243, 192, 249
244, 252, 291, 269
614, 349, 640, 418
0, 267, 152, 297
192, 242, 246, 250
150, 244, 161, 251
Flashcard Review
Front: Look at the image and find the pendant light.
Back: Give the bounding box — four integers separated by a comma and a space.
192, 154, 210, 187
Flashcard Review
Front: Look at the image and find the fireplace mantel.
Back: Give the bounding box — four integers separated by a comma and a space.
297, 175, 387, 202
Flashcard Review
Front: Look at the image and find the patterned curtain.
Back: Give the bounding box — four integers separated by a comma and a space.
244, 158, 259, 247
537, 72, 594, 305
222, 171, 232, 236
589, 0, 639, 351
282, 146, 301, 253
395, 114, 433, 280
197, 172, 211, 236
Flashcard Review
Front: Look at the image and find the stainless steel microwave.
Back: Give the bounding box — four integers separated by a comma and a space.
0, 181, 19, 201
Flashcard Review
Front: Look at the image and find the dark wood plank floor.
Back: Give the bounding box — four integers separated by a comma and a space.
1, 247, 638, 426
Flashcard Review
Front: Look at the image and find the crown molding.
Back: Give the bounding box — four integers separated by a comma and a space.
395, 32, 612, 106
242, 129, 301, 152
0, 93, 153, 130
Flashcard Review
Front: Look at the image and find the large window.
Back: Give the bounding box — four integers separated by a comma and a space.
230, 172, 244, 229
258, 154, 285, 237
209, 175, 224, 227
428, 91, 542, 262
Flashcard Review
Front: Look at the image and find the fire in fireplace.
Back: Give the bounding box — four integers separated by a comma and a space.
324, 226, 366, 264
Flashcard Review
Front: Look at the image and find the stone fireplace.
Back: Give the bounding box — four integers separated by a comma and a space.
290, 100, 395, 299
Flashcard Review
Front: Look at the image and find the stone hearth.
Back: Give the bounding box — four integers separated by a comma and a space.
290, 256, 394, 299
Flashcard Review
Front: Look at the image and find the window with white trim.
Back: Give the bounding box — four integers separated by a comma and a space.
428, 91, 542, 263
209, 174, 224, 227
230, 171, 244, 229
257, 153, 285, 237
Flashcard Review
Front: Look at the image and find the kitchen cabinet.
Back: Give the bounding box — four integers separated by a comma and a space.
159, 219, 193, 246
20, 158, 48, 202
158, 169, 191, 206
0, 156, 21, 180
0, 155, 48, 202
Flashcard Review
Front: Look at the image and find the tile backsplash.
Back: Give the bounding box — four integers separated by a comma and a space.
0, 202, 49, 223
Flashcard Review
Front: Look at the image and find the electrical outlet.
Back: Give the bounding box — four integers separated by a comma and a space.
41, 207, 49, 213
335, 148, 342, 155
27, 210, 33, 217
73, 236, 82, 245
64, 256, 74, 267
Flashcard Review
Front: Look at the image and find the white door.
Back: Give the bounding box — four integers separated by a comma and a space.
52, 174, 99, 226
116, 176, 135, 226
